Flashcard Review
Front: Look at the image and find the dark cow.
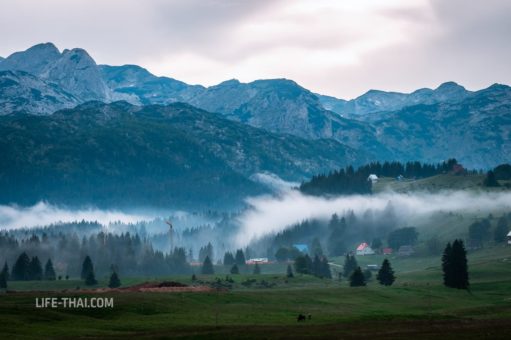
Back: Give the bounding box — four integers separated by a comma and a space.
297, 314, 306, 322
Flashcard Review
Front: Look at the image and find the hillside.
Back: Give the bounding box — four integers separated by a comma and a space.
0, 101, 363, 209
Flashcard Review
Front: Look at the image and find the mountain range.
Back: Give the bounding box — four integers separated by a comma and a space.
0, 42, 510, 207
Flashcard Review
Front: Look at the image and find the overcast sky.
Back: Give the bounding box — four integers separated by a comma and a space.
1, 0, 510, 99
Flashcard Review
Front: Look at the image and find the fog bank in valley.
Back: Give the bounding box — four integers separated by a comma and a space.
0, 201, 152, 230
234, 190, 511, 247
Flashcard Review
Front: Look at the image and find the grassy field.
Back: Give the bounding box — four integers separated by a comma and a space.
1, 245, 510, 339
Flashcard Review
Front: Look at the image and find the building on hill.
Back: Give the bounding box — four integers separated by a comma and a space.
507, 231, 511, 245
382, 247, 393, 255
293, 244, 309, 254
367, 174, 378, 183
451, 164, 465, 175
356, 243, 375, 255
398, 245, 415, 256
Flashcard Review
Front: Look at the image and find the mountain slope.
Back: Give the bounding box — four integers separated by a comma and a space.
0, 101, 364, 208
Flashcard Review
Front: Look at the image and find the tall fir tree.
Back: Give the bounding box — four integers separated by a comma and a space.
108, 271, 121, 288
235, 249, 246, 266
81, 256, 94, 280
349, 267, 366, 287
230, 264, 240, 274
442, 240, 469, 289
286, 264, 294, 278
442, 242, 453, 287
44, 259, 56, 281
201, 256, 214, 275
12, 252, 30, 281
29, 256, 43, 281
376, 259, 396, 286
0, 271, 6, 289
1, 262, 9, 281
343, 254, 358, 278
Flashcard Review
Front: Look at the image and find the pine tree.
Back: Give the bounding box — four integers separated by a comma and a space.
442, 240, 469, 289
343, 254, 358, 278
108, 271, 121, 288
451, 240, 469, 289
201, 256, 214, 275
81, 256, 94, 280
349, 267, 366, 287
1, 262, 9, 281
29, 256, 43, 281
85, 271, 98, 286
223, 252, 235, 266
12, 252, 30, 281
320, 257, 332, 279
286, 264, 294, 278
235, 249, 246, 266
376, 259, 395, 286
0, 272, 6, 289
311, 237, 324, 257
294, 255, 308, 274
442, 242, 453, 287
313, 255, 321, 277
44, 259, 56, 281
253, 263, 261, 275
484, 170, 500, 187
230, 264, 239, 274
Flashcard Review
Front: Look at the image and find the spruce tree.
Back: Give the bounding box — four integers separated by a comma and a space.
235, 249, 246, 266
29, 256, 43, 281
313, 255, 321, 277
343, 254, 358, 278
320, 257, 332, 279
230, 264, 239, 274
1, 262, 9, 281
377, 259, 396, 286
451, 240, 469, 289
484, 170, 500, 187
349, 267, 366, 287
0, 272, 6, 289
442, 242, 453, 287
81, 256, 94, 280
442, 240, 469, 289
85, 271, 98, 286
294, 255, 308, 274
44, 259, 56, 281
286, 264, 294, 278
12, 252, 30, 281
108, 271, 121, 288
253, 263, 261, 275
223, 252, 235, 266
201, 256, 214, 275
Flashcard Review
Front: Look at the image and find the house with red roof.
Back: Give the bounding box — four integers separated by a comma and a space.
356, 242, 375, 256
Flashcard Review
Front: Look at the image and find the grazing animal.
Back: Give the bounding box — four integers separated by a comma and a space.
297, 314, 306, 322
308, 314, 312, 320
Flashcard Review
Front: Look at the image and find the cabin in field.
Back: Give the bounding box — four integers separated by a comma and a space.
507, 231, 511, 245
382, 247, 393, 255
367, 174, 379, 183
398, 245, 415, 256
293, 244, 309, 254
356, 242, 375, 255
246, 258, 269, 265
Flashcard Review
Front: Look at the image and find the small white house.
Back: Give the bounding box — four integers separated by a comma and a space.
507, 231, 511, 245
356, 242, 375, 256
367, 174, 379, 184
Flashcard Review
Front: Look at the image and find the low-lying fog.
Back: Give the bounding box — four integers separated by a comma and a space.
234, 189, 511, 247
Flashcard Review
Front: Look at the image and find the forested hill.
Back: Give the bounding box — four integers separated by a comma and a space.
299, 159, 465, 196
0, 101, 364, 209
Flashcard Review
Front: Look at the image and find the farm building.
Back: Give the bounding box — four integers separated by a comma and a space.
293, 244, 309, 253
367, 174, 378, 183
382, 247, 393, 255
507, 231, 511, 245
356, 242, 375, 255
246, 258, 269, 265
398, 245, 415, 256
